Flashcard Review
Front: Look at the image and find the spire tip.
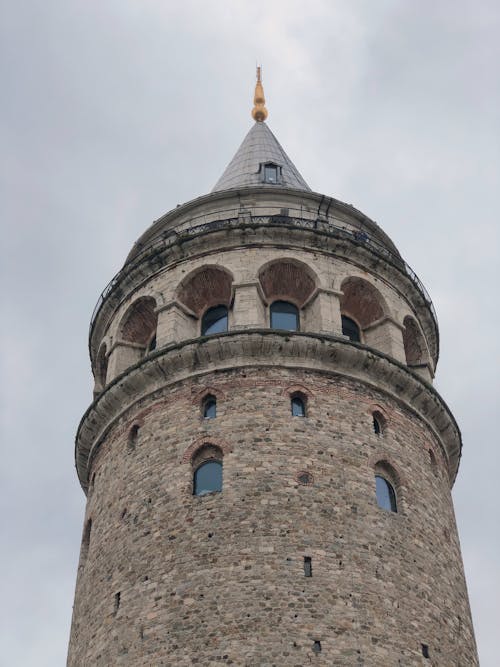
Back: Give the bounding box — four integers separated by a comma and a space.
251, 65, 268, 122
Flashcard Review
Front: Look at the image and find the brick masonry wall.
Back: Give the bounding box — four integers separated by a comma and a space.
67, 366, 477, 666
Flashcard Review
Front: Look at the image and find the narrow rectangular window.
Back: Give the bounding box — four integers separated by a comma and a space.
313, 640, 321, 653
114, 591, 121, 615
421, 644, 430, 659
264, 164, 278, 183
304, 556, 312, 577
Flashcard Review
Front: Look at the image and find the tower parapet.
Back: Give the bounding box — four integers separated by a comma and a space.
68, 74, 478, 666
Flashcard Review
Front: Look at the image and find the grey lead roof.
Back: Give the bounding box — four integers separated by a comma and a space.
211, 121, 310, 193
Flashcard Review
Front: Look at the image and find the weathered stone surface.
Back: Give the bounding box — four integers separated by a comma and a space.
69, 178, 477, 665
68, 366, 477, 665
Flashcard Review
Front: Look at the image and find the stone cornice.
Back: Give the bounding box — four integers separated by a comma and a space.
76, 331, 460, 494
127, 186, 397, 263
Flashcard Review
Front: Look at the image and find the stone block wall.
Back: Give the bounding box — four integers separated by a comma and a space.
68, 366, 477, 666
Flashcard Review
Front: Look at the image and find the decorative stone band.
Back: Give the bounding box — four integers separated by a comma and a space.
89, 218, 438, 367
75, 330, 461, 493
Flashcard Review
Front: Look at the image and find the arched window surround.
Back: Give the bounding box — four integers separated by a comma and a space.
371, 459, 402, 515
368, 405, 388, 437
191, 444, 224, 497
340, 276, 390, 344
291, 392, 307, 417
118, 296, 158, 350
283, 385, 312, 418
202, 394, 217, 419
375, 474, 397, 513
372, 410, 387, 437
176, 265, 233, 317
258, 258, 318, 308
182, 436, 232, 464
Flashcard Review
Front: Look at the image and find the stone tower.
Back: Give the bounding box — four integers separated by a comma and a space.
68, 72, 478, 665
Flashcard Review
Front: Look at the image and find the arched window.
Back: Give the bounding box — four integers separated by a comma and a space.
192, 444, 223, 496
375, 475, 397, 513
342, 315, 361, 342
201, 305, 228, 336
291, 395, 306, 417
270, 300, 299, 331
428, 449, 438, 477
81, 518, 92, 566
372, 411, 386, 436
203, 395, 217, 419
128, 424, 140, 450
193, 460, 223, 496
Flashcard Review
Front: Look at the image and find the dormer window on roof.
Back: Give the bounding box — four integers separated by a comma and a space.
262, 162, 280, 184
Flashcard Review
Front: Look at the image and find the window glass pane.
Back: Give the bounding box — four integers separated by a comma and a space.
203, 398, 216, 419
202, 306, 228, 335
341, 315, 361, 342
194, 460, 222, 496
270, 301, 299, 331
291, 397, 305, 417
375, 475, 397, 512
264, 164, 278, 183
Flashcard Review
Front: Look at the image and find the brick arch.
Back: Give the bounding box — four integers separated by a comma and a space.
119, 296, 157, 346
282, 383, 313, 398
176, 265, 233, 317
367, 403, 388, 421
258, 258, 317, 307
191, 386, 227, 405
340, 277, 388, 328
403, 316, 428, 366
369, 455, 406, 490
181, 437, 233, 464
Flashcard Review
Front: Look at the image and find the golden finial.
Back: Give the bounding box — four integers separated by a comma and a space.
251, 66, 268, 122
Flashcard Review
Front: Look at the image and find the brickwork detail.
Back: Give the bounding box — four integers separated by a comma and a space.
68, 367, 478, 665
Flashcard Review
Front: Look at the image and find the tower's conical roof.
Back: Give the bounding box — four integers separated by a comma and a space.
211, 122, 310, 193
213, 68, 310, 193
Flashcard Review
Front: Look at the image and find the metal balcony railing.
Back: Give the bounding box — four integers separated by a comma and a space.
89, 215, 437, 345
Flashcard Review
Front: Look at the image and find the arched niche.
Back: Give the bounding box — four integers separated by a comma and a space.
106, 297, 158, 382
176, 266, 233, 318
119, 296, 158, 346
258, 259, 319, 332
340, 277, 406, 362
403, 316, 431, 378
340, 277, 387, 330
258, 259, 316, 307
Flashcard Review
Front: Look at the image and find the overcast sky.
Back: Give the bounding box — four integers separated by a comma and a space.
1, 1, 499, 665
